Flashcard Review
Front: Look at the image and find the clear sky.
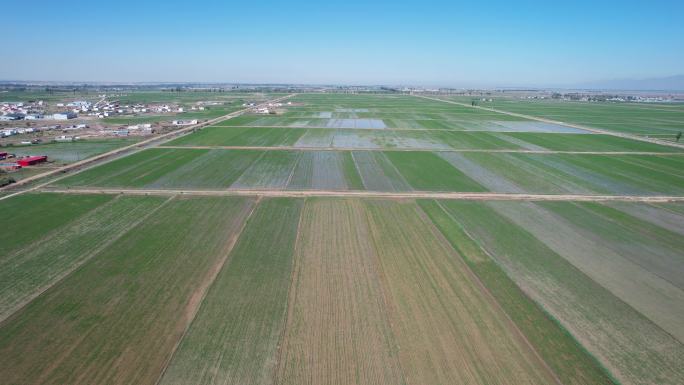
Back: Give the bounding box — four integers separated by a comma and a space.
3, 0, 683, 87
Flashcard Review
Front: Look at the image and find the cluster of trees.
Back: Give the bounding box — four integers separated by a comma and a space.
0, 169, 16, 187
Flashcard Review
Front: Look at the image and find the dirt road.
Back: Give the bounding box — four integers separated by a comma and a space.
39, 187, 684, 202
157, 145, 683, 155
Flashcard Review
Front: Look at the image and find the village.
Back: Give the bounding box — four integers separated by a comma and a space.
244, 100, 292, 114
0, 94, 285, 187
0, 95, 250, 145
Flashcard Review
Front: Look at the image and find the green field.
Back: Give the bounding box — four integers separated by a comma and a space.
0, 196, 255, 385
445, 96, 684, 137
8, 139, 140, 164
0, 193, 114, 255
434, 200, 684, 385
384, 151, 486, 191
0, 195, 167, 322
54, 147, 684, 195
2, 92, 684, 385
445, 152, 684, 195
171, 125, 680, 152
160, 198, 301, 385
419, 199, 614, 385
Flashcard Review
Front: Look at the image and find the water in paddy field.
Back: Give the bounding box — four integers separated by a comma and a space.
325, 119, 386, 129
488, 121, 591, 133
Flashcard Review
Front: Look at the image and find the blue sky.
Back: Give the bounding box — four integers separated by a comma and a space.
3, 0, 683, 86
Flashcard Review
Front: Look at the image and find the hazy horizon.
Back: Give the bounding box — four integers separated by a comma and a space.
4, 0, 683, 88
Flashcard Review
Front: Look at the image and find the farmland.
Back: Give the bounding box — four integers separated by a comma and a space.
8, 139, 140, 164
276, 199, 405, 385
1, 92, 683, 385
443, 95, 684, 137
431, 200, 684, 385
160, 198, 301, 385
0, 195, 167, 322
54, 147, 684, 195
167, 125, 680, 152
0, 196, 255, 385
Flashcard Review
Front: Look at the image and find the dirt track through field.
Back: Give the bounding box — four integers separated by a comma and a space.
415, 95, 684, 150
206, 124, 590, 133
40, 187, 684, 202
157, 145, 683, 155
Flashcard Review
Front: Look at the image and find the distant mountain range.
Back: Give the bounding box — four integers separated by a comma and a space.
575, 75, 684, 91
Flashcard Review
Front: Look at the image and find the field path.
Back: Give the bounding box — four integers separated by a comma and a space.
40, 187, 684, 202
157, 145, 684, 155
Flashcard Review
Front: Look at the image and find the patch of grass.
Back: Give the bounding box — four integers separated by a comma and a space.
0, 193, 113, 255
384, 151, 486, 191
340, 151, 364, 189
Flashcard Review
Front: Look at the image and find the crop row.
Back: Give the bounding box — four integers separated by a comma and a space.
2, 193, 682, 384
170, 125, 679, 152
56, 148, 684, 195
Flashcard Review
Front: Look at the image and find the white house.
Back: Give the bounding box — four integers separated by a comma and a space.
52, 112, 77, 120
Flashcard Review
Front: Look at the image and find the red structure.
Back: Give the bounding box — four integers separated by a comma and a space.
17, 155, 47, 167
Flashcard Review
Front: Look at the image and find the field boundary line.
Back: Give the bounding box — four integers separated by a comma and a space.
271, 197, 306, 383
414, 94, 684, 150
208, 124, 604, 133
349, 151, 366, 190
153, 196, 261, 385
284, 151, 303, 188
0, 195, 175, 327
0, 94, 297, 201
428, 201, 564, 385
155, 145, 684, 155
39, 187, 684, 203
